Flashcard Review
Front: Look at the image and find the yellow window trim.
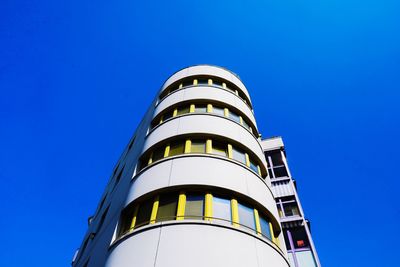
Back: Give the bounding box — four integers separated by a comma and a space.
257, 165, 262, 176
206, 139, 212, 154
245, 153, 251, 167
224, 108, 229, 117
193, 79, 198, 85
150, 196, 159, 224
239, 116, 243, 125
189, 104, 195, 113
176, 192, 186, 220
147, 152, 153, 165
227, 144, 233, 159
269, 222, 279, 247
231, 199, 239, 227
207, 104, 213, 113
184, 140, 191, 153
254, 209, 261, 236
222, 82, 227, 89
208, 79, 212, 85
205, 193, 213, 221
159, 115, 163, 124
235, 90, 239, 96
130, 206, 139, 230
179, 83, 183, 89
164, 145, 170, 158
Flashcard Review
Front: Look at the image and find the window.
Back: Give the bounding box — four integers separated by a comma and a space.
259, 215, 272, 240
238, 203, 256, 230
185, 194, 204, 219
242, 119, 250, 130
265, 150, 289, 178
135, 200, 153, 228
195, 104, 207, 113
182, 80, 192, 87
191, 140, 206, 153
213, 106, 225, 117
176, 106, 190, 116
232, 147, 246, 164
212, 141, 227, 157
229, 111, 241, 124
163, 110, 173, 121
197, 78, 208, 85
152, 146, 165, 162
156, 193, 178, 222
213, 196, 231, 222
249, 159, 259, 174
283, 202, 299, 217
169, 141, 184, 156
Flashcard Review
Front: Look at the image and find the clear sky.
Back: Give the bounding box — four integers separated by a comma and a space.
1, 0, 399, 266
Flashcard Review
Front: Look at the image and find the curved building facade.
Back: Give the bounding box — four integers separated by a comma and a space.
72, 65, 291, 267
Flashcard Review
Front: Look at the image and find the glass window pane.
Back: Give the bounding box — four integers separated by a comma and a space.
288, 253, 296, 267
152, 147, 165, 162
238, 203, 255, 231
249, 159, 259, 173
169, 141, 184, 157
269, 150, 284, 166
267, 168, 274, 178
292, 227, 310, 249
277, 205, 283, 217
213, 80, 222, 87
232, 147, 246, 164
156, 193, 178, 222
273, 166, 288, 177
191, 140, 206, 153
197, 78, 208, 85
283, 202, 299, 217
213, 196, 231, 223
259, 215, 272, 240
185, 194, 204, 219
163, 111, 173, 121
212, 141, 227, 157
176, 106, 190, 116
213, 106, 225, 116
242, 119, 250, 129
182, 80, 192, 87
195, 105, 207, 113
135, 200, 153, 228
229, 111, 241, 123
296, 250, 317, 267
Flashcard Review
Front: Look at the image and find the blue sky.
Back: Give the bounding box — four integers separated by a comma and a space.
1, 0, 399, 266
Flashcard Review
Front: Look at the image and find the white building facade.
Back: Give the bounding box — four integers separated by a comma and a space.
72, 65, 313, 267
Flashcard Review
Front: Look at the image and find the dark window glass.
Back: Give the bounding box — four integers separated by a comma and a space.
213, 106, 225, 116
284, 230, 292, 250
185, 194, 204, 219
213, 196, 231, 223
269, 150, 284, 166
135, 200, 153, 228
232, 147, 246, 164
213, 80, 223, 87
152, 146, 165, 162
191, 140, 206, 153
182, 80, 192, 87
283, 202, 299, 217
176, 106, 190, 116
229, 111, 241, 123
238, 203, 255, 230
119, 208, 135, 236
259, 215, 272, 240
163, 110, 173, 121
156, 193, 178, 222
273, 166, 288, 177
267, 168, 274, 178
291, 227, 310, 249
195, 104, 207, 113
197, 78, 208, 85
212, 141, 227, 157
277, 205, 283, 217
169, 141, 184, 156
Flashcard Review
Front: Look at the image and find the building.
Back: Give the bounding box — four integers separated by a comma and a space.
262, 137, 320, 267
72, 65, 318, 267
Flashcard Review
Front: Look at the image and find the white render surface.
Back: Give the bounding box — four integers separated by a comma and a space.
105, 224, 288, 267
